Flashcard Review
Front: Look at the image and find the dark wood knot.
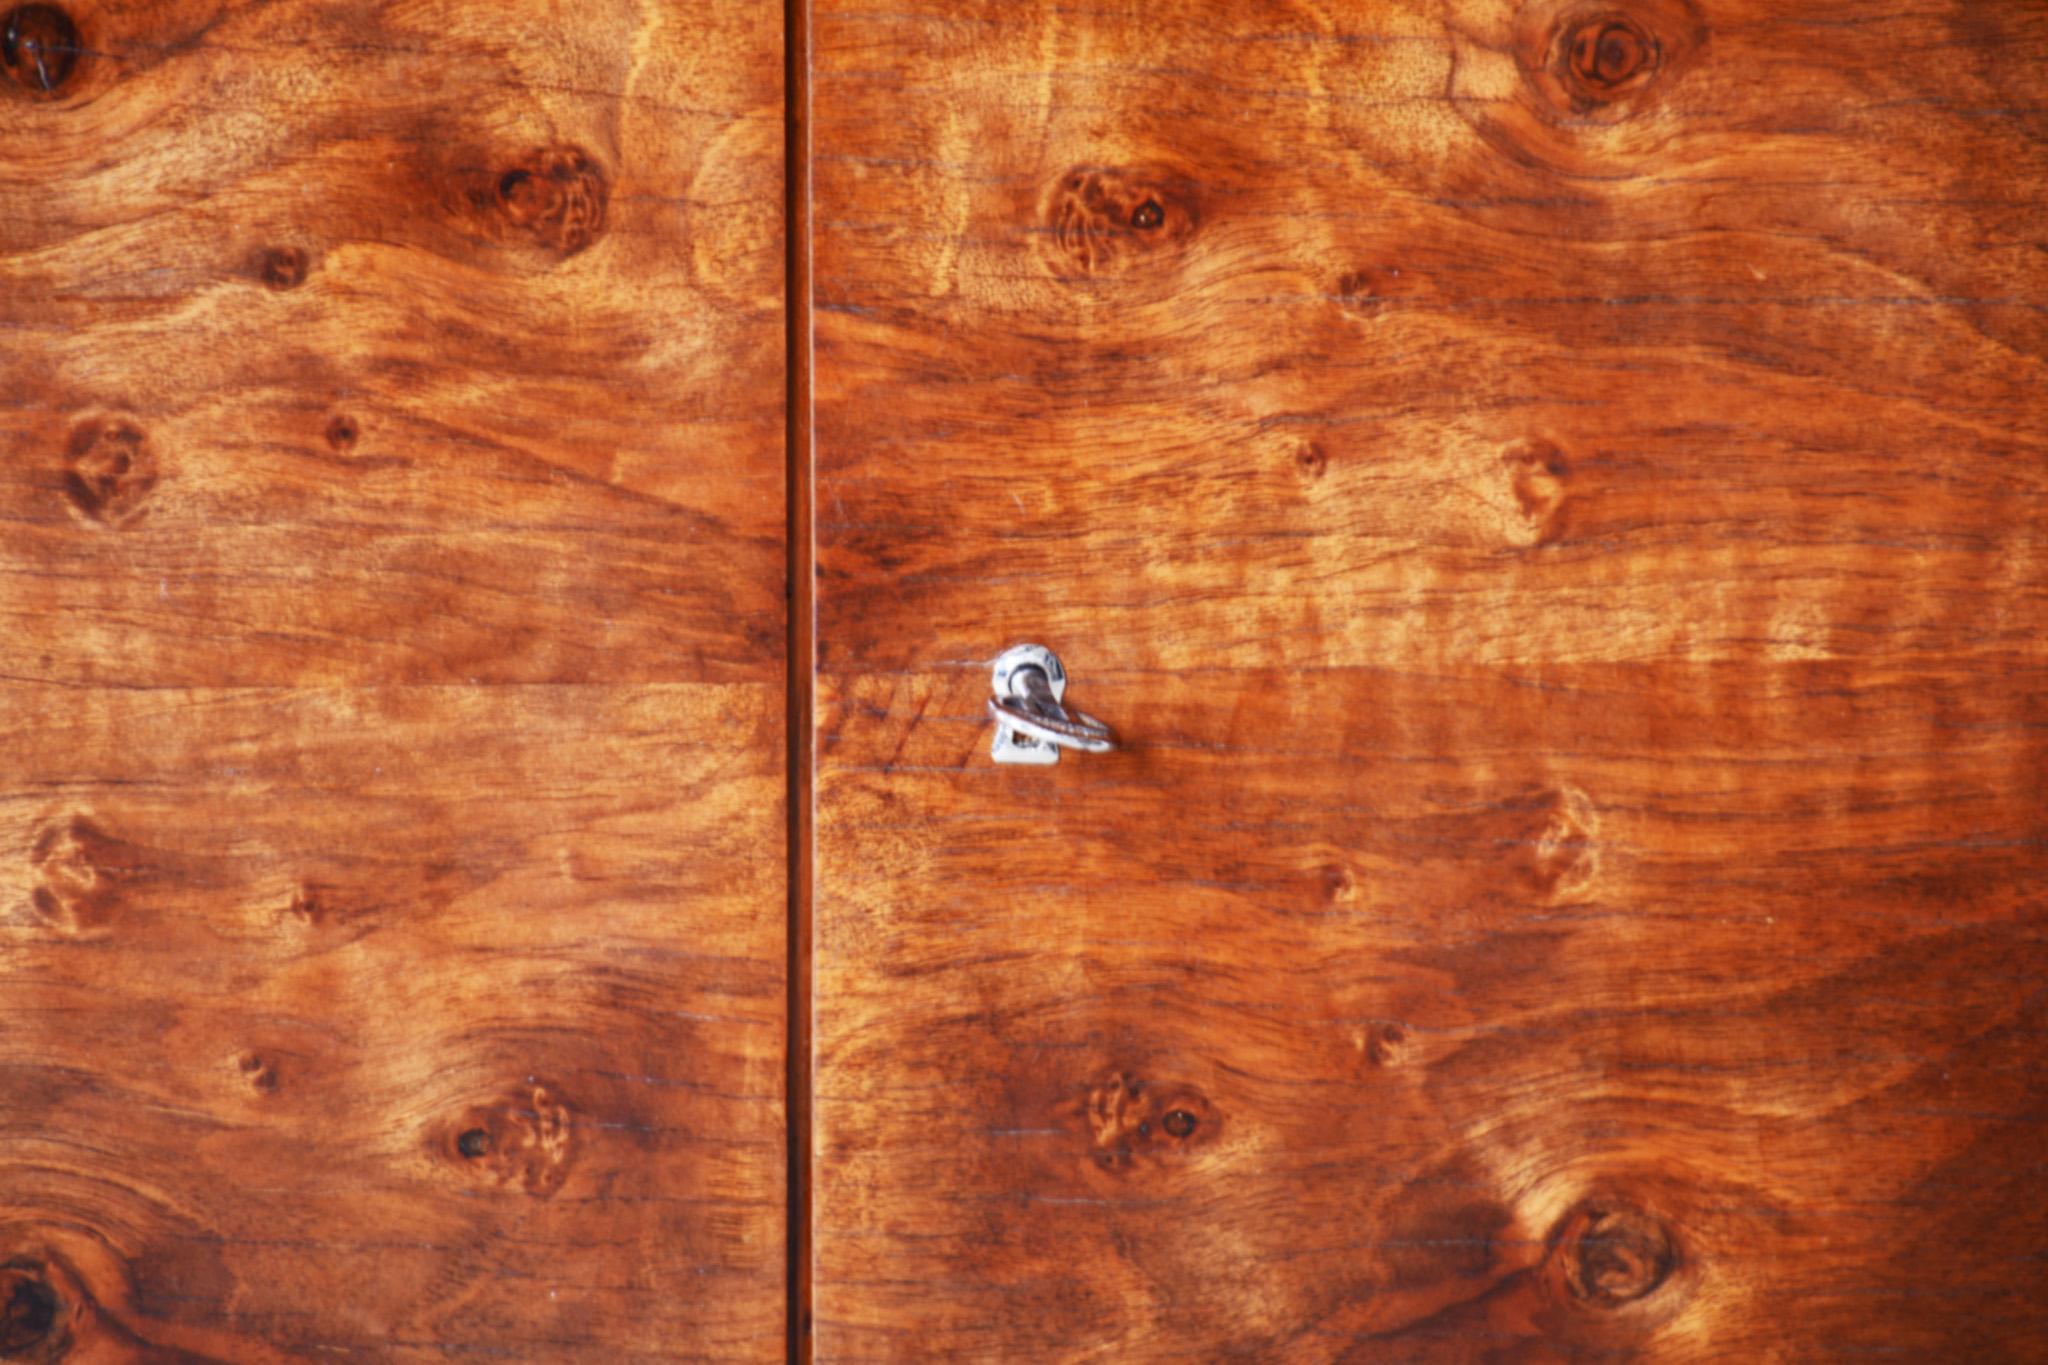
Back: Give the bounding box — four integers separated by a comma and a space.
29, 813, 131, 933
324, 415, 358, 451
257, 246, 309, 291
0, 1260, 61, 1358
237, 1052, 278, 1094
62, 419, 159, 527
1334, 264, 1429, 314
1565, 15, 1657, 95
441, 1082, 574, 1197
1040, 165, 1198, 278
1366, 1022, 1407, 1067
1502, 437, 1571, 545
1529, 784, 1598, 897
493, 145, 609, 256
1083, 1071, 1217, 1169
285, 882, 328, 926
1556, 1202, 1676, 1306
1, 5, 80, 97
1528, 2, 1700, 116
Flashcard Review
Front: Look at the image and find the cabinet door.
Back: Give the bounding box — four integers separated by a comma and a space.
0, 1, 785, 1358
808, 0, 2048, 1357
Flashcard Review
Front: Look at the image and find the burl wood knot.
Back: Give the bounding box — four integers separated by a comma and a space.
1, 4, 80, 97
236, 1051, 279, 1095
491, 145, 608, 256
1293, 441, 1329, 481
1334, 264, 1433, 317
1528, 784, 1600, 901
255, 246, 309, 291
1502, 437, 1571, 546
1522, 0, 1702, 117
1040, 166, 1197, 278
444, 1082, 575, 1197
1083, 1072, 1215, 1170
61, 419, 158, 527
1320, 863, 1356, 904
1557, 12, 1659, 104
1364, 1021, 1407, 1068
0, 1258, 64, 1361
29, 814, 130, 936
1552, 1201, 1677, 1307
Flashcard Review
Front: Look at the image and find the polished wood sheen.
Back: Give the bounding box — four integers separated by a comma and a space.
0, 0, 786, 1359
809, 0, 2047, 1359
5, 0, 2048, 1358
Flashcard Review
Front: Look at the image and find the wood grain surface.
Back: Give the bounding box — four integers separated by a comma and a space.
7, 0, 2048, 1358
809, 0, 2047, 1359
1, 0, 785, 1360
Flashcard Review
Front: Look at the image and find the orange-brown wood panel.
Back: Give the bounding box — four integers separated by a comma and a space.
810, 0, 2047, 1359
0, 1, 785, 1360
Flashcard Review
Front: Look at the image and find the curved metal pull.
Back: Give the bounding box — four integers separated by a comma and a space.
988, 644, 1117, 765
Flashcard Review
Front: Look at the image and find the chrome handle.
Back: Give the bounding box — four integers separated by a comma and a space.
988, 644, 1117, 765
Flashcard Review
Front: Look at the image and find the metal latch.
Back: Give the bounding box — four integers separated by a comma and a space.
988, 644, 1117, 765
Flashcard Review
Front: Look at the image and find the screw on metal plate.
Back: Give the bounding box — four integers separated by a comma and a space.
988, 644, 1117, 766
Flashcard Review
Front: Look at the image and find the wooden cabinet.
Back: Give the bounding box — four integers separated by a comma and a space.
4, 0, 2046, 1359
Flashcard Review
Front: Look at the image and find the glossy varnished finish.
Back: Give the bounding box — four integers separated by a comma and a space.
0, 0, 783, 685
810, 0, 2046, 1359
0, 1, 784, 1359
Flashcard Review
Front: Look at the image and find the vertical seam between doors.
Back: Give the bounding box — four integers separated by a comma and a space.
785, 0, 815, 1357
